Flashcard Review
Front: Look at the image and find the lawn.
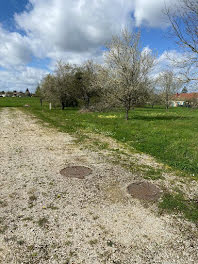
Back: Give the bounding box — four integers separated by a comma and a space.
1, 97, 198, 178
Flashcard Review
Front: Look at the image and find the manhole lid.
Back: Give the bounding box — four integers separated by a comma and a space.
127, 182, 161, 201
60, 166, 92, 179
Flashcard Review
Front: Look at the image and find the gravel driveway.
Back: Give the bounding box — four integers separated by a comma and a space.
0, 108, 197, 264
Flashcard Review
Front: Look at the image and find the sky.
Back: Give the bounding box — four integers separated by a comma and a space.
0, 0, 184, 92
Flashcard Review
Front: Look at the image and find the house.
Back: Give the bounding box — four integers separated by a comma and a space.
171, 92, 198, 107
0, 92, 6, 98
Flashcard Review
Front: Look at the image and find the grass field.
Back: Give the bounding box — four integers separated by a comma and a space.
1, 97, 198, 178
1, 96, 198, 222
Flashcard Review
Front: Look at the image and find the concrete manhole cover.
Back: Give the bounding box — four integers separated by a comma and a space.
60, 166, 92, 179
127, 182, 161, 201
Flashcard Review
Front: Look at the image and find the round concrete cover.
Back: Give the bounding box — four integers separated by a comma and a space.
60, 166, 92, 179
127, 182, 161, 201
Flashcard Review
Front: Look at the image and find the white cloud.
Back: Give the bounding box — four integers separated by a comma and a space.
0, 25, 32, 68
0, 66, 49, 92
1, 0, 183, 69
150, 49, 194, 82
15, 0, 134, 59
134, 0, 180, 27
12, 0, 183, 66
0, 0, 186, 91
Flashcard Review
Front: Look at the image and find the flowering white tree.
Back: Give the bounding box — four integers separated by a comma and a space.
158, 70, 181, 109
105, 29, 155, 120
40, 62, 77, 109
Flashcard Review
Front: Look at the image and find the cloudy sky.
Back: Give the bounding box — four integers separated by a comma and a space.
0, 0, 182, 92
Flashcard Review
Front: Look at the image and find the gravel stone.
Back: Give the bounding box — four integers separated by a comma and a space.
0, 108, 197, 264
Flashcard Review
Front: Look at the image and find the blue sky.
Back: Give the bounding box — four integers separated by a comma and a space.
141, 27, 176, 54
0, 0, 28, 30
0, 0, 183, 92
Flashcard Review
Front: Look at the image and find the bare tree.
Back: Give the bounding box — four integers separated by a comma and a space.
158, 70, 181, 109
105, 29, 155, 120
165, 0, 198, 82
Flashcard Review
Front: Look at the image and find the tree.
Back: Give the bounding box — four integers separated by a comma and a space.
25, 88, 31, 97
165, 0, 198, 82
35, 85, 41, 97
40, 74, 57, 106
41, 62, 78, 110
75, 61, 100, 109
105, 29, 155, 120
149, 89, 162, 108
182, 86, 188, 93
54, 61, 76, 110
35, 85, 43, 106
158, 70, 181, 109
188, 95, 198, 108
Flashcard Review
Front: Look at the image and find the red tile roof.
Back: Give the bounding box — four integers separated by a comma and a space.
172, 93, 198, 101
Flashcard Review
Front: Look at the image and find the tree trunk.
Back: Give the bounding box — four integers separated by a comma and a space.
87, 97, 90, 108
125, 100, 131, 120
166, 94, 169, 110
62, 102, 65, 110
84, 95, 90, 109
125, 108, 129, 120
40, 98, 43, 107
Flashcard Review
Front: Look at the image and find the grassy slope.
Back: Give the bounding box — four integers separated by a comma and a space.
1, 97, 198, 177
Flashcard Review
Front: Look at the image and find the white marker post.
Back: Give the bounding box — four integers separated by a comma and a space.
49, 102, 52, 110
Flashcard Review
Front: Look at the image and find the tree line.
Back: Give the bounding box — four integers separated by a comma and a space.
37, 30, 182, 119
36, 0, 198, 119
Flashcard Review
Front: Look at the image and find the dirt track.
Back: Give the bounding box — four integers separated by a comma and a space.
0, 108, 197, 264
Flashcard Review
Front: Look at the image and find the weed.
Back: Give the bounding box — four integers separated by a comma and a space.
0, 225, 8, 234
143, 167, 164, 180
0, 217, 8, 234
107, 240, 114, 247
37, 217, 49, 228
29, 194, 37, 203
0, 200, 8, 207
47, 204, 58, 210
88, 239, 98, 246
17, 240, 25, 245
22, 216, 33, 221
159, 192, 198, 222
65, 240, 72, 246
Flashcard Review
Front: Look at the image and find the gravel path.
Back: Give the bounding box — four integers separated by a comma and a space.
0, 108, 197, 264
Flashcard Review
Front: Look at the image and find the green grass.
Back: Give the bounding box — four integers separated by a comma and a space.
0, 97, 39, 107
1, 97, 198, 179
1, 97, 198, 222
159, 192, 198, 222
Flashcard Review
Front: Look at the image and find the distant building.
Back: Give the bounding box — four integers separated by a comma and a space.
171, 93, 198, 107
25, 88, 31, 97
12, 91, 18, 97
0, 92, 6, 97
0, 89, 31, 98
